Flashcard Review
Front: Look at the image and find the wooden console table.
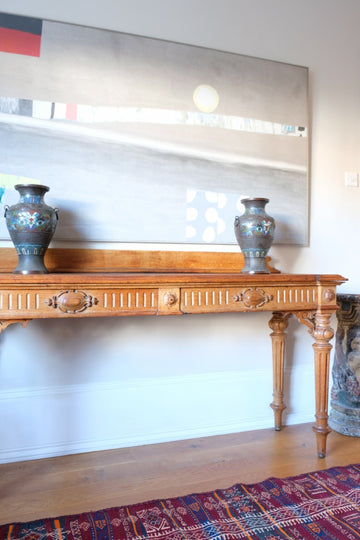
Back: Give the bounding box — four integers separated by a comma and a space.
0, 248, 346, 458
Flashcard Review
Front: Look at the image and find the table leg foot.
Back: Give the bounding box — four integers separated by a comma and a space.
270, 402, 286, 431
313, 423, 332, 458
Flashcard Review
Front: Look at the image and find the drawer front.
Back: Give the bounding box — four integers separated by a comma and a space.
180, 285, 327, 313
0, 288, 159, 317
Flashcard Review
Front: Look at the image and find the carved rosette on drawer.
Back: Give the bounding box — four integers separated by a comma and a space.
158, 288, 182, 314
45, 290, 99, 314
234, 288, 273, 309
322, 288, 336, 303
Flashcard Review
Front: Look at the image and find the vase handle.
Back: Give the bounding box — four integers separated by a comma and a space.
4, 205, 9, 218
54, 208, 59, 220
234, 216, 240, 226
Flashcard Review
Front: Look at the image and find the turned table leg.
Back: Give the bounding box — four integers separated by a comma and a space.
269, 312, 291, 430
312, 311, 334, 458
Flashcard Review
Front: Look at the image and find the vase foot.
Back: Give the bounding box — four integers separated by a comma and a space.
241, 258, 270, 274
13, 254, 49, 274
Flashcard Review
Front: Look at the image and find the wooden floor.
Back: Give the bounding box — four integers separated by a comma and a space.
1, 422, 360, 525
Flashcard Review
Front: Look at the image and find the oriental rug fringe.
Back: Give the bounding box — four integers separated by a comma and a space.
2, 464, 360, 539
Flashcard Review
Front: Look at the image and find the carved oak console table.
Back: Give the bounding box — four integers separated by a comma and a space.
0, 248, 347, 458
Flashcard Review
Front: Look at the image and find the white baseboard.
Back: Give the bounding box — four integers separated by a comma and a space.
0, 366, 316, 463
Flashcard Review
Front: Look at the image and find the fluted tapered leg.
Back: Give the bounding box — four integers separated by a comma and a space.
312, 311, 334, 458
269, 312, 291, 431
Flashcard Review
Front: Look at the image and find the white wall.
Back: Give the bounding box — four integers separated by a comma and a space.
1, 0, 360, 462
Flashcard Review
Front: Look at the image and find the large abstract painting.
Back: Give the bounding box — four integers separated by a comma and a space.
0, 16, 309, 246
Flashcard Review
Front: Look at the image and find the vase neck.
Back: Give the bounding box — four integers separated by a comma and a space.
15, 184, 49, 204
242, 198, 268, 213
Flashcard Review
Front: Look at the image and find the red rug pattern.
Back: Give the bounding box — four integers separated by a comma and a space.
2, 464, 360, 539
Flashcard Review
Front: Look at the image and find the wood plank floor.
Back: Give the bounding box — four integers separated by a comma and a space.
1, 422, 360, 525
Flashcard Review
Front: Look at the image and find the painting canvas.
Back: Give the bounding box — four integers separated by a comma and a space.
0, 17, 309, 246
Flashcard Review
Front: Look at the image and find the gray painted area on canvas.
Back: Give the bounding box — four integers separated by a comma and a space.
0, 20, 309, 245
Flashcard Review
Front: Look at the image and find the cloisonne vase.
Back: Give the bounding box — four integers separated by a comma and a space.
234, 197, 275, 274
4, 184, 58, 274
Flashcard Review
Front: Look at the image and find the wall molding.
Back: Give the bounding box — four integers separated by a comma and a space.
0, 366, 316, 463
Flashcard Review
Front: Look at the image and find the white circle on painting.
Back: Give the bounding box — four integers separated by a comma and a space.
218, 193, 227, 208
186, 189, 197, 203
203, 226, 216, 242
205, 207, 218, 223
193, 85, 220, 113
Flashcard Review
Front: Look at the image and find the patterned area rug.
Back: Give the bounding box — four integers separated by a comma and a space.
2, 464, 360, 539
